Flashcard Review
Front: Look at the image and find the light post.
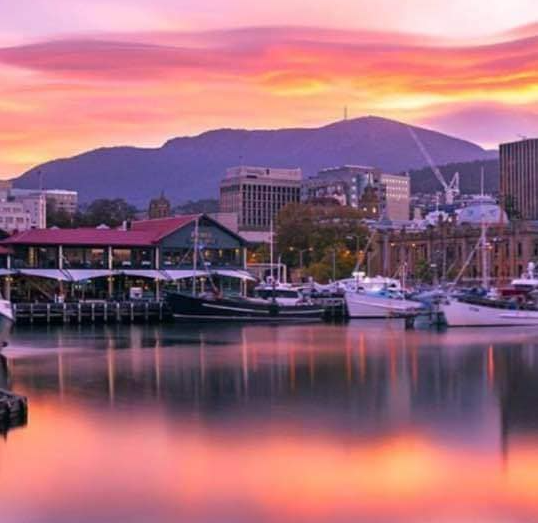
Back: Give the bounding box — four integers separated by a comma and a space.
289, 246, 313, 280
346, 234, 362, 271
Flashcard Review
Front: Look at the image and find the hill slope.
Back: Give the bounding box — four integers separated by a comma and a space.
13, 116, 497, 207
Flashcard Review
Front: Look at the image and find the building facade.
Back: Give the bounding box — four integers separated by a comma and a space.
0, 214, 250, 302
302, 165, 410, 221
0, 200, 31, 233
368, 219, 538, 283
148, 192, 171, 219
500, 138, 538, 220
220, 166, 302, 242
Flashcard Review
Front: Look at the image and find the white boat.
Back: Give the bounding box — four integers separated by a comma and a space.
442, 263, 538, 327
344, 272, 422, 319
0, 298, 13, 349
441, 297, 538, 327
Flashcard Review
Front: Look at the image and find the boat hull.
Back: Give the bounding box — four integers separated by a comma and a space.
0, 300, 13, 349
442, 299, 538, 327
345, 292, 422, 319
165, 292, 324, 322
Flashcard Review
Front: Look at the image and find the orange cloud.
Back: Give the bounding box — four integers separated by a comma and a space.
0, 26, 537, 175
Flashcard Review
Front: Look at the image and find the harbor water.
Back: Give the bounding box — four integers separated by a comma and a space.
1, 321, 538, 522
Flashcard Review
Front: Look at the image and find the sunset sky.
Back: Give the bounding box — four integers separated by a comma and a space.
1, 0, 537, 176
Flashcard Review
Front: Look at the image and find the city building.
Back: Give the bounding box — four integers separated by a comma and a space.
148, 192, 171, 219
0, 214, 249, 301
500, 138, 538, 220
380, 172, 411, 221
0, 200, 31, 233
302, 165, 410, 220
366, 216, 538, 284
220, 165, 302, 243
11, 188, 78, 218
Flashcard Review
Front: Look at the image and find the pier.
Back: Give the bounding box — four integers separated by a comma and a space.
0, 389, 27, 434
13, 301, 171, 325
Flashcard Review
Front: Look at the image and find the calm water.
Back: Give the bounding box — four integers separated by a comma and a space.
1, 321, 538, 523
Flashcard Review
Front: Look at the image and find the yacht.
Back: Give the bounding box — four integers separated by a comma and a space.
344, 272, 423, 319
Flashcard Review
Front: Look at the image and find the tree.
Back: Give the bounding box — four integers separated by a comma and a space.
414, 258, 433, 284
46, 201, 75, 228
275, 203, 369, 282
80, 199, 138, 227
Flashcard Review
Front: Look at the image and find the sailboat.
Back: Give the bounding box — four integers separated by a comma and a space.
440, 169, 538, 327
165, 218, 325, 322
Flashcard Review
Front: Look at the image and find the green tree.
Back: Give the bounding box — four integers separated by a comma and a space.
80, 198, 138, 227
46, 201, 75, 228
275, 203, 368, 282
414, 258, 433, 284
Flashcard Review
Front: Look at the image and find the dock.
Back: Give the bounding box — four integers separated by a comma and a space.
0, 389, 27, 434
13, 301, 172, 325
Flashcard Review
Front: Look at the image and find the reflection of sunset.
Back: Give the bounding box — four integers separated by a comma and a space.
1, 400, 538, 522
2, 323, 538, 522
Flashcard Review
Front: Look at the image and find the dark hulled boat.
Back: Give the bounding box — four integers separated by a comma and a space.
165, 291, 325, 322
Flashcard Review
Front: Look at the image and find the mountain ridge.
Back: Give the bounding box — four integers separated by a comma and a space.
13, 116, 498, 207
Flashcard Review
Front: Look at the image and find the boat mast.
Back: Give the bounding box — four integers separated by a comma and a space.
270, 219, 274, 283
192, 216, 199, 296
480, 167, 489, 289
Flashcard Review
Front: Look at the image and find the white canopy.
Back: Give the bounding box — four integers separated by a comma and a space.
212, 269, 257, 281
120, 270, 169, 280
65, 269, 112, 282
163, 270, 207, 280
17, 269, 72, 281
0, 269, 13, 277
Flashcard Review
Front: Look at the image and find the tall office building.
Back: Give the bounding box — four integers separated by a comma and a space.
500, 138, 538, 220
220, 166, 302, 242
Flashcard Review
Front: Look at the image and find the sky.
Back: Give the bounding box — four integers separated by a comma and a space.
0, 0, 537, 176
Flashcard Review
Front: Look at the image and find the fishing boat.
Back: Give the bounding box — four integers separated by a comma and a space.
165, 218, 324, 322
344, 272, 423, 319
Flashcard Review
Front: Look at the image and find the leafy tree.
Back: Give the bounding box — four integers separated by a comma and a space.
414, 258, 433, 284
46, 201, 75, 228
275, 203, 368, 282
175, 199, 219, 214
80, 199, 138, 227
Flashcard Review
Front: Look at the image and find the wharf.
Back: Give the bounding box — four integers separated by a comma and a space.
13, 301, 172, 325
0, 389, 27, 434
312, 297, 348, 320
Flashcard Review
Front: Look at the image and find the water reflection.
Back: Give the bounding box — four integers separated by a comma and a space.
1, 323, 538, 522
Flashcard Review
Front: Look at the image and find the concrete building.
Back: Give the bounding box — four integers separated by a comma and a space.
380, 172, 411, 221
220, 166, 302, 243
367, 217, 538, 284
302, 165, 410, 221
500, 138, 538, 220
0, 200, 31, 233
44, 189, 78, 216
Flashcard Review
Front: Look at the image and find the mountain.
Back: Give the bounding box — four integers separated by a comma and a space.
408, 159, 500, 195
13, 116, 497, 207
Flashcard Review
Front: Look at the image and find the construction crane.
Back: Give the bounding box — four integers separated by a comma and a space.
408, 126, 460, 205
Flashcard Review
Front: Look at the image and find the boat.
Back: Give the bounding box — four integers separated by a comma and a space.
165, 218, 324, 322
0, 297, 13, 349
344, 272, 423, 319
166, 290, 324, 322
441, 265, 538, 327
